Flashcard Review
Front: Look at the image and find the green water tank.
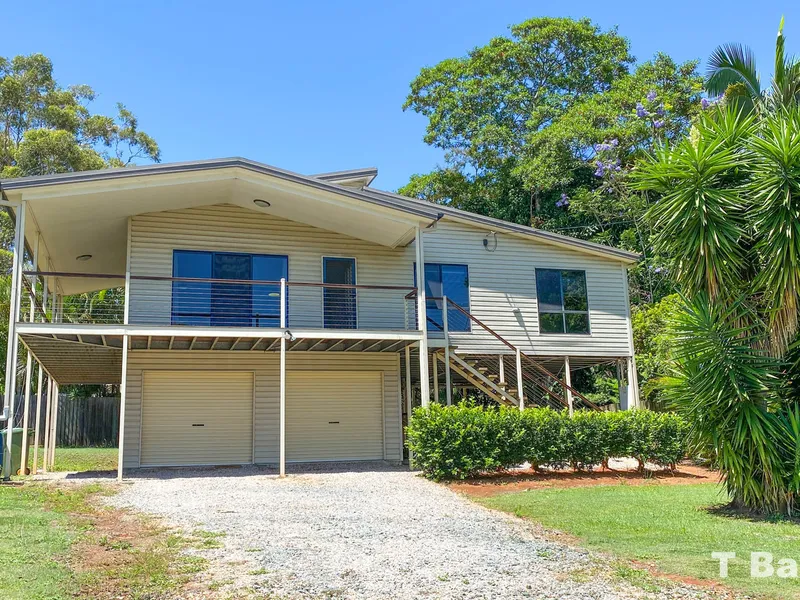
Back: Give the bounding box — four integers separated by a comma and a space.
0, 428, 32, 476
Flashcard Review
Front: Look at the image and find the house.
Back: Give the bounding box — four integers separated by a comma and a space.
0, 158, 640, 479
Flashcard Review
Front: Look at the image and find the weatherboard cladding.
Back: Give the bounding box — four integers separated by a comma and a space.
129, 203, 631, 357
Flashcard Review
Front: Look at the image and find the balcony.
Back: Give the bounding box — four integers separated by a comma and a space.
20, 271, 419, 332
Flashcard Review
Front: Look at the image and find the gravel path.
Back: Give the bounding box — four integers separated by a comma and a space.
108, 464, 719, 600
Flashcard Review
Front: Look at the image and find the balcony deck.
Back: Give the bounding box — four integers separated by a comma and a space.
17, 271, 423, 384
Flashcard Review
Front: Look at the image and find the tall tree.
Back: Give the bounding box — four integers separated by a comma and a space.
402, 17, 633, 221
402, 18, 702, 304
0, 53, 160, 394
632, 104, 800, 514
0, 53, 160, 178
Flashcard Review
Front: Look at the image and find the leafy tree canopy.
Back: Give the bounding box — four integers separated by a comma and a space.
401, 18, 703, 304
0, 53, 159, 395
0, 53, 160, 178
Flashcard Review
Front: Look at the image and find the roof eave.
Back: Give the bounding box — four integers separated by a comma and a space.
0, 158, 441, 222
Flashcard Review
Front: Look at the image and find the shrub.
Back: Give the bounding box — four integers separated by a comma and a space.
519, 408, 567, 470
406, 403, 688, 480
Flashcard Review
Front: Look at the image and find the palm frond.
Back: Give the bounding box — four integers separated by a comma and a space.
706, 43, 761, 101
749, 106, 800, 353
633, 108, 751, 300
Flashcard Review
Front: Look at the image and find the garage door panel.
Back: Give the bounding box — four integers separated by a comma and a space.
141, 371, 253, 467
286, 371, 383, 462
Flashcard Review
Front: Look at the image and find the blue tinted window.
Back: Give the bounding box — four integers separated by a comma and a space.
172, 251, 211, 325
172, 250, 287, 327
535, 269, 590, 334
252, 255, 288, 327
414, 263, 470, 332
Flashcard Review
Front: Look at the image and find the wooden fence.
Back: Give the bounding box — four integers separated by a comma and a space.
13, 395, 120, 447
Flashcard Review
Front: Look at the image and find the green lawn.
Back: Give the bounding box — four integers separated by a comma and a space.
0, 485, 101, 599
481, 483, 800, 599
28, 447, 118, 473
0, 483, 221, 599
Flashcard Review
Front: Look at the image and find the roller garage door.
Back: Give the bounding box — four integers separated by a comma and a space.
140, 371, 253, 467
286, 371, 383, 461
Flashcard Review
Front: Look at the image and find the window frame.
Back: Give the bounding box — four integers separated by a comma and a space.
322, 256, 358, 329
534, 268, 591, 335
171, 249, 288, 327
413, 262, 471, 333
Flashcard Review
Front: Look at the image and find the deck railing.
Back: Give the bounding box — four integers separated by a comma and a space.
20, 271, 418, 331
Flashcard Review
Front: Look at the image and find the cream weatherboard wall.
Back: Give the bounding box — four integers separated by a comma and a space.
126, 202, 633, 357
122, 351, 402, 469
413, 220, 633, 357
127, 204, 413, 330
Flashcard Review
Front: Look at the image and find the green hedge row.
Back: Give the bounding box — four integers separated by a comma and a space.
405, 403, 688, 480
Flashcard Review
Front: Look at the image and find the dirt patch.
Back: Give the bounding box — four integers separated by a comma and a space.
448, 462, 718, 498
38, 485, 220, 599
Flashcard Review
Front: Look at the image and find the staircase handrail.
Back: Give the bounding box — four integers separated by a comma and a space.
444, 298, 600, 411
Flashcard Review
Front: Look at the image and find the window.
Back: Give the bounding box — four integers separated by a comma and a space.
413, 263, 470, 332
323, 257, 357, 329
172, 250, 288, 327
535, 269, 590, 334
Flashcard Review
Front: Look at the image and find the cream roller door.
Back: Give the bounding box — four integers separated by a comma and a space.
286, 371, 383, 461
141, 371, 253, 467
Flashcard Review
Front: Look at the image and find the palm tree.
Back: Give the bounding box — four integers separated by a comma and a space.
632, 104, 800, 515
706, 17, 800, 111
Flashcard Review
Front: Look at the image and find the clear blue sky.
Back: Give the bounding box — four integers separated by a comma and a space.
6, 1, 798, 191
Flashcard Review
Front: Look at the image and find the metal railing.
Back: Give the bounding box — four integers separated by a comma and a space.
443, 297, 600, 411
20, 271, 418, 331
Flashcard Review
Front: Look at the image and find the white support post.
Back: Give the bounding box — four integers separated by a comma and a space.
515, 348, 525, 411
432, 351, 439, 403
3, 200, 25, 479
616, 359, 627, 409
19, 234, 39, 476
117, 337, 129, 481
564, 356, 574, 416
627, 355, 640, 410
498, 355, 505, 385
404, 346, 412, 420
49, 382, 59, 468
442, 295, 452, 406
279, 277, 287, 477
404, 346, 413, 466
414, 227, 430, 406
117, 216, 133, 481
20, 353, 32, 475
42, 377, 52, 473
32, 364, 44, 475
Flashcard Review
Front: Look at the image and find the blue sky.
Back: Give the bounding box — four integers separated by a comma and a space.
6, 1, 798, 191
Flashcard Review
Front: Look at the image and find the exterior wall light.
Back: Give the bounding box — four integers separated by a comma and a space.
253, 199, 271, 208
76, 254, 93, 261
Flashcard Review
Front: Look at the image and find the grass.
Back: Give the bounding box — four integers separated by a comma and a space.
0, 483, 209, 599
480, 483, 800, 600
27, 447, 118, 473
0, 484, 80, 598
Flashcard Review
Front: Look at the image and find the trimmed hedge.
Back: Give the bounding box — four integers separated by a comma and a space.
406, 404, 688, 480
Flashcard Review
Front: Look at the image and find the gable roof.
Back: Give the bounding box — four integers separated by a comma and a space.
0, 157, 639, 264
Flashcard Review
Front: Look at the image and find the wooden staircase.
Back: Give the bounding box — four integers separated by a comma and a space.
427, 298, 600, 411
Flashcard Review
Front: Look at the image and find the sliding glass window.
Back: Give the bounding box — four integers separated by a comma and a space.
172, 250, 288, 327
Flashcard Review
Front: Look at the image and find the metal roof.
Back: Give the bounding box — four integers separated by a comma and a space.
0, 157, 640, 263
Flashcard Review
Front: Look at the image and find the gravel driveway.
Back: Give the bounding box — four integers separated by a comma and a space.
109, 464, 716, 600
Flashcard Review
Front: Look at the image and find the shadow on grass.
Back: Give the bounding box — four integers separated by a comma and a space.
705, 502, 800, 525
